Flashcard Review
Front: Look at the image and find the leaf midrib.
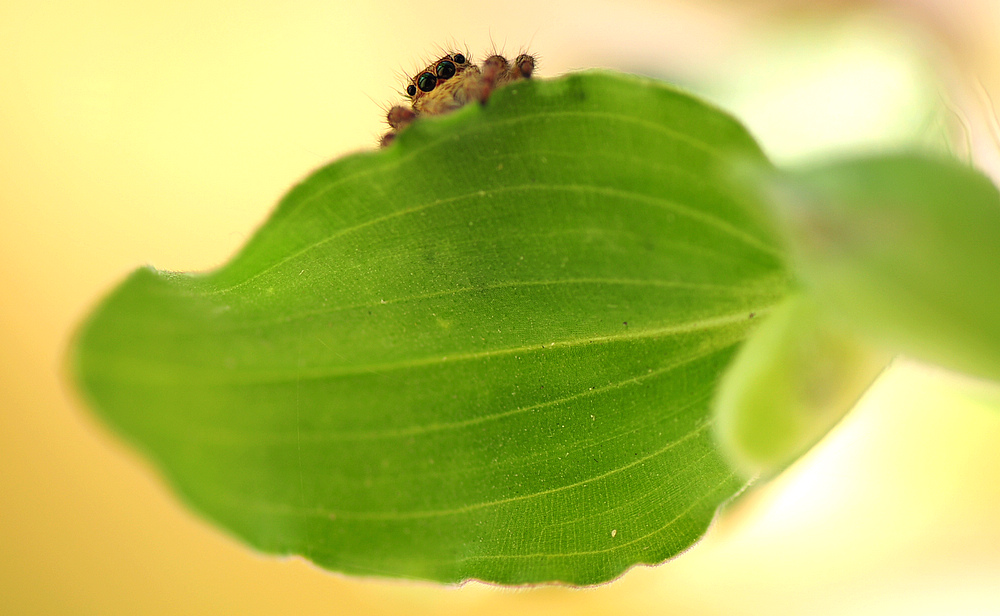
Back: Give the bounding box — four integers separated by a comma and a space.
86, 306, 769, 385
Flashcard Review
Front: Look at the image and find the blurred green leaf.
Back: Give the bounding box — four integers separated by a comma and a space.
72, 72, 788, 585
714, 293, 890, 477
763, 154, 1000, 383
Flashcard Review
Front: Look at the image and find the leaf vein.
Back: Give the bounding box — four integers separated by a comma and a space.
207, 184, 776, 296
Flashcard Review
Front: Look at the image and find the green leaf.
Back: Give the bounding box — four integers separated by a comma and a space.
713, 293, 890, 477
71, 72, 788, 585
762, 154, 1000, 383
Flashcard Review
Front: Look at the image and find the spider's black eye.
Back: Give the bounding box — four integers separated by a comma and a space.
453, 53, 465, 64
417, 72, 437, 92
406, 84, 417, 97
436, 60, 456, 80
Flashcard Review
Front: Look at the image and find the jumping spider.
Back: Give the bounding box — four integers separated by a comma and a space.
380, 50, 536, 147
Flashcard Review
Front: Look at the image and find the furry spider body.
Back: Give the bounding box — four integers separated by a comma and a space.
380, 51, 536, 147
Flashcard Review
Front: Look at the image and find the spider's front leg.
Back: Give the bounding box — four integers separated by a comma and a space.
475, 53, 537, 104
380, 105, 417, 147
511, 53, 535, 80
478, 54, 510, 101
387, 105, 417, 131
378, 131, 397, 147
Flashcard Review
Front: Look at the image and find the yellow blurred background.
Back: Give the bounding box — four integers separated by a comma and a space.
2, 0, 1000, 613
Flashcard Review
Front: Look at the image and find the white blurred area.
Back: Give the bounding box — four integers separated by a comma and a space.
2, 1, 999, 614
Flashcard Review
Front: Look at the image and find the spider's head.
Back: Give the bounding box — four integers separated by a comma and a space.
405, 53, 470, 102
